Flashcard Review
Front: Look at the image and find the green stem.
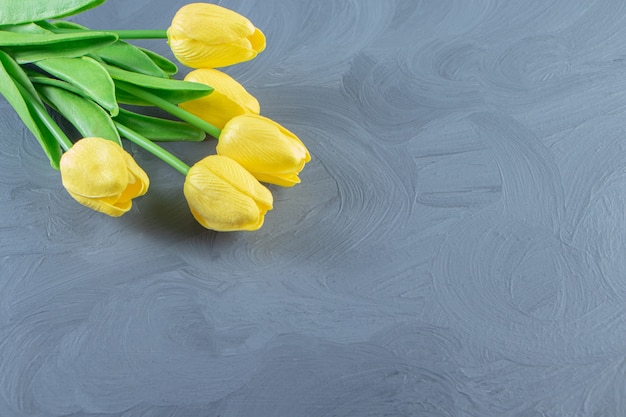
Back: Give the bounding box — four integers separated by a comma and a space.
36, 21, 167, 39
105, 30, 168, 39
115, 122, 190, 176
14, 82, 73, 151
115, 83, 222, 139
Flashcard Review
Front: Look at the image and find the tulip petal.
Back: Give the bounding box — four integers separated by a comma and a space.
197, 156, 273, 210
184, 69, 259, 114
180, 69, 260, 129
167, 3, 265, 68
169, 37, 259, 68
254, 172, 301, 188
179, 90, 245, 129
60, 137, 128, 198
186, 180, 264, 231
183, 155, 273, 231
117, 175, 143, 204
68, 191, 131, 217
262, 116, 311, 162
121, 151, 150, 197
60, 137, 149, 217
170, 3, 256, 45
217, 115, 310, 186
248, 28, 266, 54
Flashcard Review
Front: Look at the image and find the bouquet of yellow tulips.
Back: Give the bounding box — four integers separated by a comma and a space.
0, 0, 310, 231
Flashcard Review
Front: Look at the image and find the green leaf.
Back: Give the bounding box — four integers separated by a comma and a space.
95, 41, 169, 78
46, 20, 171, 78
113, 108, 205, 142
0, 30, 117, 63
0, 51, 43, 107
0, 0, 105, 25
28, 72, 84, 96
35, 83, 121, 145
35, 56, 118, 116
46, 20, 88, 31
0, 50, 61, 168
0, 22, 51, 34
103, 63, 212, 105
137, 47, 179, 75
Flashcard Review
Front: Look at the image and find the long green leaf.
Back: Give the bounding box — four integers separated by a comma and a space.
28, 73, 83, 96
96, 41, 169, 78
104, 64, 212, 105
0, 30, 117, 63
45, 19, 87, 31
0, 50, 61, 168
35, 56, 118, 115
0, 0, 105, 25
48, 20, 171, 78
0, 22, 51, 34
113, 108, 205, 142
36, 84, 121, 145
0, 51, 43, 107
137, 47, 179, 75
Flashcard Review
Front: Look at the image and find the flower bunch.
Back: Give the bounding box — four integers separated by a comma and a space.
0, 1, 310, 231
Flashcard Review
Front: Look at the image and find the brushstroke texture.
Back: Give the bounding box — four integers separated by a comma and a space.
1, 0, 626, 416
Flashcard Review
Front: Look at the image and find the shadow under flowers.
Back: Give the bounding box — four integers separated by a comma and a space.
121, 184, 210, 242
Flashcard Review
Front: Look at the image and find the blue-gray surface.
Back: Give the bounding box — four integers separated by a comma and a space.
1, 0, 626, 416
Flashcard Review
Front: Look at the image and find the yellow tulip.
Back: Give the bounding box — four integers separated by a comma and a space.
179, 68, 260, 129
60, 137, 149, 217
167, 3, 266, 68
184, 155, 273, 231
216, 114, 311, 187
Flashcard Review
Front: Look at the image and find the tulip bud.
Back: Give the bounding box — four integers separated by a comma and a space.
167, 3, 266, 68
217, 114, 311, 187
184, 155, 273, 231
60, 137, 149, 217
179, 68, 260, 129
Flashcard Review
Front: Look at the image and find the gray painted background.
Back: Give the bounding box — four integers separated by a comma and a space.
1, 0, 625, 416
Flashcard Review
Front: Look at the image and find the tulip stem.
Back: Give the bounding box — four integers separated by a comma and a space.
36, 22, 167, 39
104, 30, 168, 39
115, 122, 190, 175
115, 83, 222, 139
